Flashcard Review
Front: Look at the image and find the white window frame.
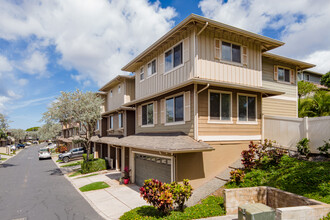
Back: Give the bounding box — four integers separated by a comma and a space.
305, 74, 310, 81
164, 41, 184, 75
237, 93, 258, 124
164, 92, 185, 126
277, 66, 291, 84
216, 39, 243, 66
118, 113, 123, 128
208, 90, 233, 124
109, 115, 114, 130
141, 101, 154, 127
96, 120, 100, 130
140, 67, 145, 82
147, 59, 157, 78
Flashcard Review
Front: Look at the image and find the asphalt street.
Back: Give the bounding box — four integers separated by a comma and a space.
0, 144, 103, 220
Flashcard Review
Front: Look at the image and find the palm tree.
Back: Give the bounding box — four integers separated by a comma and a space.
298, 91, 330, 117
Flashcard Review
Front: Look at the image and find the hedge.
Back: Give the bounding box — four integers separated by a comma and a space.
82, 153, 94, 161
81, 158, 107, 174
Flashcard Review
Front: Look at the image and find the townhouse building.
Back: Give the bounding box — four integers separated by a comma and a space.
93, 14, 314, 188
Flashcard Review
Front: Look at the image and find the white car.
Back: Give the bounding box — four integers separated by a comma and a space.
26, 142, 32, 146
38, 148, 51, 160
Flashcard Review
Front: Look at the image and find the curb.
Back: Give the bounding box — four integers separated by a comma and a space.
51, 157, 110, 220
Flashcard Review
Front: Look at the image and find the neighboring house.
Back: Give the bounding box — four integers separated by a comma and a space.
92, 75, 135, 170
261, 53, 314, 117
92, 14, 315, 188
298, 70, 327, 90
57, 121, 80, 150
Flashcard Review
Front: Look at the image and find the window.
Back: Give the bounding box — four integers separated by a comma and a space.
166, 95, 183, 123
96, 120, 100, 130
221, 41, 241, 63
238, 95, 256, 122
118, 113, 123, 128
140, 67, 144, 81
209, 92, 231, 121
305, 74, 310, 81
147, 60, 156, 76
109, 116, 113, 129
118, 85, 121, 93
165, 42, 182, 72
110, 90, 113, 98
142, 103, 153, 125
278, 67, 290, 83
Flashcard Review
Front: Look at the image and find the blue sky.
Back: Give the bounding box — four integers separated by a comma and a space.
0, 0, 329, 129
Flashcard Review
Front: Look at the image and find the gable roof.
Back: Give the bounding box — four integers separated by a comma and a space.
262, 52, 315, 70
99, 75, 135, 92
122, 14, 284, 72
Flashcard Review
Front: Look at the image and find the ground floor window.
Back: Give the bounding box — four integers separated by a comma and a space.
118, 113, 123, 128
238, 95, 256, 122
209, 91, 231, 121
142, 103, 153, 125
166, 95, 183, 123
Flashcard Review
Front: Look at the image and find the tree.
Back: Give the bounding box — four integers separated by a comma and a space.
320, 71, 330, 88
298, 80, 317, 99
9, 129, 26, 143
42, 89, 103, 161
0, 113, 10, 131
298, 90, 330, 117
38, 123, 62, 141
0, 129, 7, 139
26, 127, 40, 132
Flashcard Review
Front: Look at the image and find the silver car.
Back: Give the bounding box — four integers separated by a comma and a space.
39, 148, 51, 160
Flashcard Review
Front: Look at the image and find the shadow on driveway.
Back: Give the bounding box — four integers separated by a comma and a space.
46, 168, 63, 176
0, 163, 16, 168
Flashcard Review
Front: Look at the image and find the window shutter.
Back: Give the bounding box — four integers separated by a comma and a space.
153, 101, 157, 125
183, 37, 190, 63
214, 38, 221, 59
158, 53, 164, 75
138, 105, 142, 126
274, 65, 278, 81
242, 46, 248, 66
161, 99, 165, 124
184, 91, 191, 121
290, 69, 295, 84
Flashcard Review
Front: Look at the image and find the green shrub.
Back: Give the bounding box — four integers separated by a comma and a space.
82, 153, 94, 161
81, 158, 107, 174
320, 212, 330, 220
230, 169, 245, 185
318, 140, 330, 157
296, 138, 310, 158
170, 179, 192, 211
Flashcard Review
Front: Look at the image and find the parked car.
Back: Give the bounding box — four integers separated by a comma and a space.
10, 145, 16, 151
58, 147, 85, 163
25, 142, 32, 146
16, 143, 25, 149
32, 141, 39, 144
47, 143, 57, 149
38, 148, 51, 160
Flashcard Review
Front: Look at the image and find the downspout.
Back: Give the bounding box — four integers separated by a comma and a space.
197, 22, 209, 36
197, 83, 210, 94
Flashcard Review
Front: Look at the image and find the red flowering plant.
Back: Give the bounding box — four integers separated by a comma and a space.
241, 141, 257, 170
122, 166, 131, 179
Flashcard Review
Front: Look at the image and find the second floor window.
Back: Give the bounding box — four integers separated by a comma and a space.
118, 113, 123, 128
110, 90, 113, 98
222, 41, 241, 63
147, 60, 156, 76
96, 120, 100, 130
305, 74, 310, 81
165, 42, 182, 73
109, 116, 113, 129
140, 67, 144, 81
142, 103, 153, 125
166, 95, 183, 123
209, 92, 231, 121
118, 85, 121, 93
238, 95, 256, 122
278, 67, 290, 83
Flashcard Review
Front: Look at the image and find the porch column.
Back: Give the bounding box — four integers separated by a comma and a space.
115, 147, 120, 171
108, 144, 111, 168
100, 144, 103, 158
121, 147, 125, 173
129, 148, 134, 183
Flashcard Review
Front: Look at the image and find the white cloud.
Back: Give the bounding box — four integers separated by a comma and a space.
0, 55, 13, 72
19, 51, 48, 76
199, 0, 330, 73
0, 0, 177, 86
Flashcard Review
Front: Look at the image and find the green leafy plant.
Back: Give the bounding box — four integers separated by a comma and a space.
241, 141, 257, 170
82, 153, 94, 161
230, 169, 245, 185
170, 179, 192, 211
318, 140, 330, 157
296, 138, 311, 158
140, 179, 173, 214
320, 212, 330, 220
81, 158, 107, 174
320, 71, 330, 88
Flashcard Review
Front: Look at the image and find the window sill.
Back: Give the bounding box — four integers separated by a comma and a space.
146, 73, 157, 79
208, 120, 233, 124
164, 63, 184, 75
216, 59, 243, 67
276, 80, 293, 85
164, 121, 185, 126
141, 124, 155, 128
236, 121, 258, 125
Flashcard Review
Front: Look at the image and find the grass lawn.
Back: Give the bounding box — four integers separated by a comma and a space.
68, 170, 82, 177
56, 159, 63, 162
60, 160, 82, 167
226, 155, 330, 204
77, 173, 99, 179
120, 196, 225, 220
79, 181, 110, 192
1, 158, 7, 161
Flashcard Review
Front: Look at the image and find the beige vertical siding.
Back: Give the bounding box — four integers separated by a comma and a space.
124, 79, 135, 103
135, 85, 194, 137
198, 86, 262, 137
134, 28, 195, 100
106, 83, 125, 112
197, 29, 262, 87
262, 57, 298, 117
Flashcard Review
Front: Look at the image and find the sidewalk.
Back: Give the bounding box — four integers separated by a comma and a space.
0, 147, 26, 164
52, 157, 148, 220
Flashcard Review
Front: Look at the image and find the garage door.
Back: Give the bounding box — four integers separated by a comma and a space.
135, 154, 171, 186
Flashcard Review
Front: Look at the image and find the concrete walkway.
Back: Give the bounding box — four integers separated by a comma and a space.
0, 147, 25, 164
52, 157, 148, 220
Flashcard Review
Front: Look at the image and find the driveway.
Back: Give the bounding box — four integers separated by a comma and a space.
0, 144, 103, 220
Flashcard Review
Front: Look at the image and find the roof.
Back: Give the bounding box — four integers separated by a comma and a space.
302, 70, 324, 76
263, 53, 315, 70
92, 133, 214, 153
101, 106, 136, 116
122, 14, 284, 72
122, 78, 284, 106
99, 75, 135, 92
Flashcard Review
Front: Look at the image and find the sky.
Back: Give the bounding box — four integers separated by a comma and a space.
0, 0, 329, 129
